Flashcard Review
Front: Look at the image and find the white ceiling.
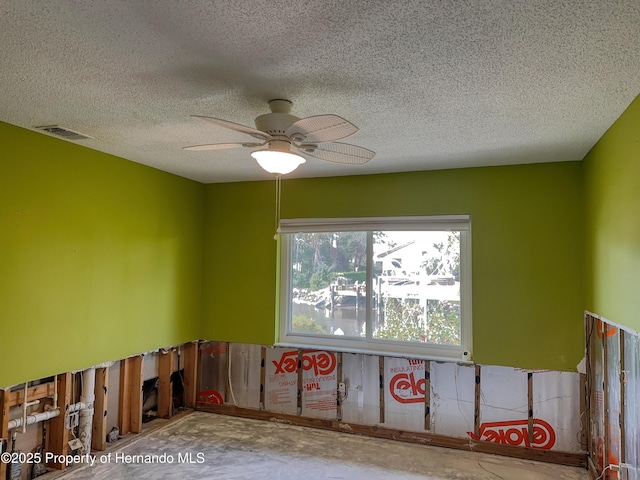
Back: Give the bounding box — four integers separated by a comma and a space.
2, 1, 639, 184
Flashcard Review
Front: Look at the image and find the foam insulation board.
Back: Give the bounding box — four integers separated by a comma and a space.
533, 371, 581, 453
431, 362, 475, 438
384, 357, 426, 432
228, 343, 261, 409
480, 366, 528, 420
301, 350, 338, 419
341, 353, 380, 425
198, 341, 228, 405
264, 347, 298, 414
472, 366, 529, 446
143, 352, 159, 381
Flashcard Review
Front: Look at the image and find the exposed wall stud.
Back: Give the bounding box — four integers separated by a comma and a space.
0, 387, 10, 479
183, 341, 199, 408
379, 356, 385, 424
619, 329, 626, 469
579, 373, 587, 450
587, 314, 598, 466
92, 367, 109, 451
118, 358, 132, 435
158, 350, 174, 419
474, 365, 481, 438
602, 321, 610, 475
129, 356, 144, 434
224, 343, 231, 404
424, 361, 431, 431
297, 350, 303, 415
259, 347, 266, 410
337, 352, 343, 421
527, 371, 534, 445
48, 373, 71, 470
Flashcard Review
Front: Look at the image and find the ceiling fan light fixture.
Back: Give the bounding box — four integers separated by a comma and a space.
251, 149, 306, 175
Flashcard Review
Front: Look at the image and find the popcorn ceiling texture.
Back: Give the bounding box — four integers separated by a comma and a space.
1, 1, 639, 183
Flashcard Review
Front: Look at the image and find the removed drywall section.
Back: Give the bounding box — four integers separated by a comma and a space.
200, 342, 585, 465
585, 313, 640, 478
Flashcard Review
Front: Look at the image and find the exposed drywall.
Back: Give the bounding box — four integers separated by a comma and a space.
202, 162, 584, 371
0, 122, 205, 388
584, 95, 640, 332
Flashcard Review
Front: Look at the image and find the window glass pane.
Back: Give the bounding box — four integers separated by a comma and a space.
372, 231, 461, 345
290, 231, 367, 337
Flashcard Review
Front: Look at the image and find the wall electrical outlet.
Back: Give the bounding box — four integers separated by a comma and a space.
68, 438, 83, 451
338, 382, 346, 394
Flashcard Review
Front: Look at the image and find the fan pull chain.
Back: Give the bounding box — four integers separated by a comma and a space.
274, 175, 281, 240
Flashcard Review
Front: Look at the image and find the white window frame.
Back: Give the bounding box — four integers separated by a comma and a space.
277, 215, 472, 362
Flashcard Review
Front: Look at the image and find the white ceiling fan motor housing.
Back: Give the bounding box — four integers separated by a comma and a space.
254, 99, 300, 140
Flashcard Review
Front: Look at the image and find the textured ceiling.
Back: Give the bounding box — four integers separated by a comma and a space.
1, 1, 639, 183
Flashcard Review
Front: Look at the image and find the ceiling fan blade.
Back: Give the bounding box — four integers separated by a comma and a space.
183, 142, 261, 151
285, 115, 358, 143
191, 115, 271, 140
299, 142, 375, 165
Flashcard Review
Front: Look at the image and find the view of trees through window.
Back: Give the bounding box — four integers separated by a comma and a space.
289, 230, 462, 346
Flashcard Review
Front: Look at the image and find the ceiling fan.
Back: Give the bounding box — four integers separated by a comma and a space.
184, 99, 375, 175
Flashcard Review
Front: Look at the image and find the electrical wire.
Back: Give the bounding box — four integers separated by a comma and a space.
274, 175, 282, 240
594, 464, 615, 480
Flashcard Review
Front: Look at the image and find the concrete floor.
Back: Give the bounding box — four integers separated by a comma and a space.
58, 411, 590, 480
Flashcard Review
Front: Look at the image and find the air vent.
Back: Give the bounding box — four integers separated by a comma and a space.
35, 125, 92, 141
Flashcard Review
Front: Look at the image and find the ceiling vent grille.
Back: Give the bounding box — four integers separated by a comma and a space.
35, 125, 92, 141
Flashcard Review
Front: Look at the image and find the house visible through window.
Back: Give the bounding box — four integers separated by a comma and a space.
278, 216, 472, 360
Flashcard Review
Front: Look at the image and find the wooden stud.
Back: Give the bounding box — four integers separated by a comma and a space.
48, 373, 71, 470
527, 371, 534, 446
158, 350, 174, 419
579, 373, 587, 451
225, 343, 231, 404
183, 341, 199, 408
424, 360, 431, 431
259, 346, 266, 410
297, 350, 303, 415
92, 367, 109, 451
619, 329, 626, 469
379, 356, 385, 424
0, 387, 11, 479
602, 321, 609, 475
118, 358, 132, 435
198, 403, 587, 468
588, 455, 601, 480
474, 364, 481, 438
129, 355, 144, 434
587, 314, 598, 465
9, 382, 55, 407
337, 352, 343, 421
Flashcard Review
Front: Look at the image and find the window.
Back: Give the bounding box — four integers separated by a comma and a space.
278, 216, 472, 361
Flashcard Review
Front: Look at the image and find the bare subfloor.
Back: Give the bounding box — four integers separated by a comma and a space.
59, 411, 590, 480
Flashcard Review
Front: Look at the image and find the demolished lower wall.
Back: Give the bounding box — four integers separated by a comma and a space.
198, 341, 586, 465
587, 313, 640, 480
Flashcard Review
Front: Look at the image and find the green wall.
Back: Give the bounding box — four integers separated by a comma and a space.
584, 95, 640, 332
0, 122, 205, 388
202, 162, 585, 371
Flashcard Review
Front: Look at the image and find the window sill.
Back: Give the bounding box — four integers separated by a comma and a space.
274, 341, 473, 365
